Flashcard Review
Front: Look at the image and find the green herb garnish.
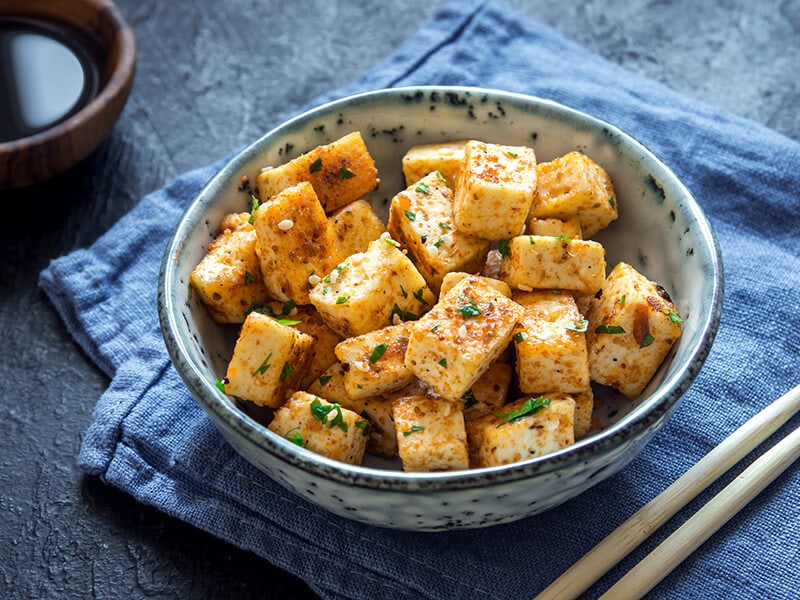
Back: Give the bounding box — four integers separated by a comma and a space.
336, 296, 350, 304
640, 332, 655, 348
438, 358, 448, 367
609, 195, 616, 209
462, 389, 478, 409
279, 362, 294, 382
370, 343, 389, 363
404, 210, 416, 221
252, 352, 273, 377
555, 235, 572, 243
566, 317, 589, 333
356, 420, 370, 436
214, 378, 226, 393
415, 181, 430, 194
595, 324, 626, 334
403, 425, 425, 437
438, 222, 452, 230
494, 396, 551, 427
318, 374, 333, 387
668, 311, 683, 323
391, 304, 419, 322
458, 299, 482, 318
287, 429, 306, 447
248, 195, 260, 224
514, 332, 528, 343
244, 271, 255, 286
309, 157, 323, 173
276, 318, 301, 326
413, 288, 429, 305
338, 166, 356, 179
310, 398, 348, 432
497, 239, 510, 256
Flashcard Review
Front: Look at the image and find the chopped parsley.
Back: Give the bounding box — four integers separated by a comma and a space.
252, 352, 273, 377
336, 295, 349, 304
318, 374, 333, 387
244, 271, 255, 286
497, 239, 510, 256
566, 317, 589, 333
494, 396, 551, 427
640, 332, 655, 348
555, 235, 572, 243
595, 324, 626, 334
430, 324, 439, 332
435, 171, 447, 182
404, 210, 417, 221
529, 235, 536, 245
458, 299, 482, 318
369, 343, 389, 363
356, 420, 370, 436
668, 311, 683, 323
214, 378, 226, 394
248, 195, 260, 224
309, 157, 323, 173
438, 357, 448, 367
403, 425, 425, 437
391, 304, 419, 322
287, 429, 306, 447
618, 294, 626, 305
415, 181, 430, 194
400, 285, 408, 298
514, 332, 528, 343
276, 318, 301, 326
413, 288, 429, 305
438, 222, 452, 230
338, 166, 356, 179
187, 282, 193, 300
609, 195, 616, 209
462, 389, 478, 409
244, 299, 296, 319
279, 362, 294, 382
506, 150, 518, 158
310, 397, 348, 432
433, 237, 445, 248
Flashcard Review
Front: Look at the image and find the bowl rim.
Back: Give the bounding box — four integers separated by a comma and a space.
0, 0, 137, 189
159, 85, 724, 491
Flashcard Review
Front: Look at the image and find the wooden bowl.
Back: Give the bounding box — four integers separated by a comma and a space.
0, 0, 136, 189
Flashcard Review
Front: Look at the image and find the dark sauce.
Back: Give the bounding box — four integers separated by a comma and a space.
0, 17, 105, 143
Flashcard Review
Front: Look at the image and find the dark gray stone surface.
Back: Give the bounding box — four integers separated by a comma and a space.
0, 0, 797, 598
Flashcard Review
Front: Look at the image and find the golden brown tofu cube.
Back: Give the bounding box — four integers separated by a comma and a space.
530, 151, 617, 238
572, 389, 594, 438
388, 172, 491, 293
499, 235, 606, 296
401, 140, 467, 188
189, 212, 270, 324
334, 323, 415, 399
462, 361, 513, 422
327, 199, 386, 259
511, 290, 591, 394
256, 131, 379, 214
404, 275, 524, 400
307, 363, 398, 457
268, 391, 369, 465
438, 271, 511, 299
253, 181, 342, 305
467, 393, 575, 467
453, 140, 537, 240
224, 312, 313, 408
586, 262, 683, 398
525, 216, 583, 239
392, 396, 469, 471
308, 238, 435, 338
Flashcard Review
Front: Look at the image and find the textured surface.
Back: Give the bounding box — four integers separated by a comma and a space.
1, 0, 798, 598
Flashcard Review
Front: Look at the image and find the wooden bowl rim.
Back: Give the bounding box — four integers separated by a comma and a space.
0, 0, 137, 188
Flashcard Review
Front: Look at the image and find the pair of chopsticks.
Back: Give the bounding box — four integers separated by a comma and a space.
535, 382, 800, 600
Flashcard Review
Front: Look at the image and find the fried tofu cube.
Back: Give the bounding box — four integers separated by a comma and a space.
511, 291, 591, 394
461, 362, 513, 422
334, 323, 415, 399
190, 213, 270, 324
388, 172, 491, 293
224, 312, 313, 408
586, 262, 683, 398
308, 238, 435, 338
438, 271, 511, 299
307, 363, 398, 457
253, 182, 342, 305
572, 389, 594, 438
256, 131, 379, 214
268, 391, 369, 465
328, 199, 386, 259
453, 140, 537, 240
404, 275, 524, 400
392, 396, 469, 471
500, 235, 606, 296
467, 393, 575, 467
401, 140, 467, 188
525, 216, 583, 239
530, 151, 617, 238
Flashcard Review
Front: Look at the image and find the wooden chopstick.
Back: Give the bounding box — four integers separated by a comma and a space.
534, 382, 800, 600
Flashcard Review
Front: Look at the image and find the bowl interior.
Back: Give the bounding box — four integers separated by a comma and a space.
162, 87, 721, 481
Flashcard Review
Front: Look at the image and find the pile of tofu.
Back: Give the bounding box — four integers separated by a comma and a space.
189, 132, 683, 471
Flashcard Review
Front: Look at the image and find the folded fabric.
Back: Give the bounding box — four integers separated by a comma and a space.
40, 0, 800, 598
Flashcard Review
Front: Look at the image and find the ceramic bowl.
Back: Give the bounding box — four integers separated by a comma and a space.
158, 86, 723, 531
0, 0, 136, 189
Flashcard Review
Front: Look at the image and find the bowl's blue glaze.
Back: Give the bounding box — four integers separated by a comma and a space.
158, 86, 722, 530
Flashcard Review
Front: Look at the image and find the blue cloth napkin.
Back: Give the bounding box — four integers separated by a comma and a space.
40, 1, 800, 598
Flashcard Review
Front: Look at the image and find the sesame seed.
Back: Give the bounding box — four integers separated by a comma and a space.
458, 324, 467, 340
392, 313, 402, 326
277, 219, 294, 231
328, 270, 339, 284
428, 244, 439, 257
260, 165, 273, 172
517, 284, 533, 292
308, 274, 322, 287
354, 361, 371, 373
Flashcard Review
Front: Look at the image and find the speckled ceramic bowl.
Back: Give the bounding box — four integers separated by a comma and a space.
158, 86, 722, 531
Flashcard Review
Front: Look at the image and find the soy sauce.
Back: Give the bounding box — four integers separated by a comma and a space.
0, 17, 105, 143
